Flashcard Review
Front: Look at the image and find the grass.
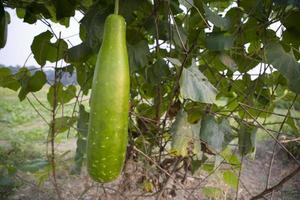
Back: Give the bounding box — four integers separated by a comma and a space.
0, 86, 79, 151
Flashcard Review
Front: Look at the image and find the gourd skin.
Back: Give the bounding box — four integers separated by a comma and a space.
87, 14, 130, 183
0, 3, 7, 48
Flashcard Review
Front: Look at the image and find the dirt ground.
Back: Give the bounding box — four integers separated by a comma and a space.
7, 139, 300, 200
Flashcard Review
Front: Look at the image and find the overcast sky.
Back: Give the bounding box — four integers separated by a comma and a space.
0, 8, 83, 67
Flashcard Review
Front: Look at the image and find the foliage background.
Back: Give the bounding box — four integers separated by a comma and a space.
0, 0, 300, 199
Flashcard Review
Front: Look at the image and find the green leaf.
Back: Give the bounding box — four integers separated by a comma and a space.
128, 40, 149, 72
75, 63, 94, 95
31, 31, 68, 66
202, 186, 222, 199
31, 31, 54, 66
65, 42, 93, 63
23, 3, 52, 24
145, 58, 170, 85
52, 116, 77, 134
52, 0, 76, 20
0, 175, 15, 187
274, 0, 300, 7
0, 68, 20, 91
220, 148, 241, 167
191, 155, 208, 174
200, 115, 233, 153
218, 53, 237, 72
180, 62, 218, 104
286, 110, 299, 134
16, 8, 26, 19
166, 57, 182, 66
178, 0, 193, 9
282, 11, 300, 33
205, 32, 234, 51
20, 159, 49, 173
223, 170, 238, 189
71, 105, 89, 174
27, 71, 47, 92
18, 70, 47, 101
203, 4, 230, 31
47, 39, 68, 63
238, 125, 257, 156
47, 83, 77, 107
265, 43, 300, 94
80, 4, 110, 51
171, 109, 201, 158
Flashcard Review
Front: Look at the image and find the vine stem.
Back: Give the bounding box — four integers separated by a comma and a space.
114, 0, 119, 15
49, 32, 62, 200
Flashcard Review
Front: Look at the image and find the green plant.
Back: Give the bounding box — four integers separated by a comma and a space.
1, 0, 300, 199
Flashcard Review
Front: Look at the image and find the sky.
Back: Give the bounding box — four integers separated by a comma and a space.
0, 8, 83, 67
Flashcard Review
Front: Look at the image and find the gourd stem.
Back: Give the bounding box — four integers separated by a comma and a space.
114, 0, 119, 15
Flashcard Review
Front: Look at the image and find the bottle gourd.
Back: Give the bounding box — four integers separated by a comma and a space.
87, 14, 130, 183
0, 2, 7, 48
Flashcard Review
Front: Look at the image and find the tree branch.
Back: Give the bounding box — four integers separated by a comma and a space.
250, 165, 300, 200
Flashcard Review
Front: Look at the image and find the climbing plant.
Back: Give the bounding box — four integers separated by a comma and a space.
1, 0, 300, 199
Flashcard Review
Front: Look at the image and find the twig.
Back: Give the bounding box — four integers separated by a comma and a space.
156, 158, 182, 200
239, 102, 300, 121
31, 92, 52, 112
49, 32, 62, 200
133, 146, 190, 195
250, 165, 300, 200
265, 95, 297, 189
236, 155, 244, 200
239, 103, 300, 165
26, 97, 49, 125
280, 137, 300, 144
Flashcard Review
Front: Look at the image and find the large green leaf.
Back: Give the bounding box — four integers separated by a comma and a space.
145, 58, 170, 85
203, 4, 230, 31
31, 31, 68, 66
265, 43, 300, 94
274, 0, 300, 7
180, 62, 218, 104
80, 3, 110, 50
205, 32, 234, 51
23, 2, 52, 24
47, 83, 76, 106
218, 53, 237, 72
202, 186, 222, 199
0, 68, 20, 91
71, 104, 89, 174
31, 31, 56, 66
128, 40, 149, 73
282, 11, 300, 33
51, 116, 77, 134
20, 159, 49, 173
75, 63, 94, 95
27, 71, 47, 92
52, 0, 76, 20
200, 115, 232, 153
17, 70, 47, 101
65, 42, 93, 63
178, 0, 193, 9
171, 109, 201, 158
223, 170, 238, 189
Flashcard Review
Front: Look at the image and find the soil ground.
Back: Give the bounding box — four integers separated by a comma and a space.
7, 139, 300, 200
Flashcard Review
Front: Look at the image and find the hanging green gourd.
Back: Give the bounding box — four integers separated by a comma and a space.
0, 1, 8, 48
86, 0, 130, 183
